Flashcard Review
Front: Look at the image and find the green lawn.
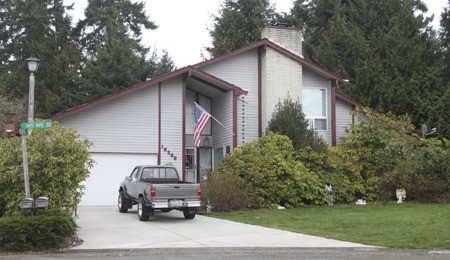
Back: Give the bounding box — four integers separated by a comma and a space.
206, 203, 450, 249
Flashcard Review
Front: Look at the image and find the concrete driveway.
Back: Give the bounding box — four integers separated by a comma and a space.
72, 206, 377, 250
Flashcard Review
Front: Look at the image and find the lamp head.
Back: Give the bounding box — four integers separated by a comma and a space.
26, 54, 40, 73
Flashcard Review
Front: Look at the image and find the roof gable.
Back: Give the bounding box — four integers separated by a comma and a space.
51, 66, 246, 121
51, 38, 356, 121
195, 39, 344, 82
336, 92, 363, 108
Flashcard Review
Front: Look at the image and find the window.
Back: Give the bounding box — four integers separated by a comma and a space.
141, 167, 178, 179
214, 147, 224, 168
185, 90, 212, 135
141, 168, 154, 179
130, 167, 139, 180
303, 88, 327, 130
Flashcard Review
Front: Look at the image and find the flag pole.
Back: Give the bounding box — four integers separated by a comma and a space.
195, 102, 235, 136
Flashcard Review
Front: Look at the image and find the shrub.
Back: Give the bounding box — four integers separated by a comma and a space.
0, 210, 76, 252
327, 108, 419, 201
382, 138, 450, 202
202, 171, 253, 212
0, 120, 94, 217
267, 96, 328, 153
211, 133, 326, 210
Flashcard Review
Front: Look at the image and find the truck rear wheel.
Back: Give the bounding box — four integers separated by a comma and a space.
183, 209, 196, 219
138, 197, 150, 221
118, 191, 130, 213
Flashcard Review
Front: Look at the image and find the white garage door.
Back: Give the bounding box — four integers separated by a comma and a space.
80, 153, 157, 205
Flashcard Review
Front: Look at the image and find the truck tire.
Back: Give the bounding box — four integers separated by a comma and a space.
118, 191, 130, 213
138, 197, 150, 221
183, 210, 196, 219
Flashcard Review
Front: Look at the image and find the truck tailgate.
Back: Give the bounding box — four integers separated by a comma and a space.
152, 183, 199, 200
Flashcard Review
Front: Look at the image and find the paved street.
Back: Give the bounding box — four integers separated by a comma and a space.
2, 248, 449, 259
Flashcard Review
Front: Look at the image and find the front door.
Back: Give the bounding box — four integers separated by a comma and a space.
185, 149, 196, 182
199, 147, 212, 181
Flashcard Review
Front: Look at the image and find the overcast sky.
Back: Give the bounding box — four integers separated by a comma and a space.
64, 0, 449, 67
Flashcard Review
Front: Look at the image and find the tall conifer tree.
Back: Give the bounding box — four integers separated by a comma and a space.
290, 0, 447, 138
207, 0, 281, 58
438, 1, 450, 138
75, 0, 174, 103
0, 0, 83, 117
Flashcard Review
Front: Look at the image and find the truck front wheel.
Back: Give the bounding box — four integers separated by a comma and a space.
118, 191, 130, 213
138, 197, 150, 221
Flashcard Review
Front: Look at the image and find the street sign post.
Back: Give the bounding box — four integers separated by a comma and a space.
20, 121, 53, 200
20, 121, 53, 130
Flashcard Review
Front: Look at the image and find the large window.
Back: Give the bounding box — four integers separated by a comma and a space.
302, 88, 327, 130
186, 90, 211, 135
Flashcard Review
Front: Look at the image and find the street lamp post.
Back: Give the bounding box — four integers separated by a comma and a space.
22, 54, 39, 198
26, 55, 39, 126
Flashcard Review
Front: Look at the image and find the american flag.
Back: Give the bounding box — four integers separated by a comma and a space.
194, 103, 211, 147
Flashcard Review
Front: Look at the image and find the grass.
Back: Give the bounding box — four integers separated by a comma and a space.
206, 203, 450, 249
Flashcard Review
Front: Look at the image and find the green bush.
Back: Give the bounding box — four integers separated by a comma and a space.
0, 120, 94, 217
382, 139, 450, 202
319, 108, 449, 203
211, 133, 326, 210
267, 96, 328, 153
295, 146, 363, 203
202, 171, 253, 212
324, 108, 420, 201
0, 210, 76, 252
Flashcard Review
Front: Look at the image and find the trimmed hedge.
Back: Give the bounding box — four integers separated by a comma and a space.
0, 210, 76, 252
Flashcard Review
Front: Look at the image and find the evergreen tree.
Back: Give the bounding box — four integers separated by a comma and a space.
148, 50, 176, 79
207, 0, 280, 58
267, 96, 327, 153
438, 1, 450, 138
75, 0, 156, 54
290, 0, 448, 138
75, 0, 174, 103
0, 0, 83, 117
0, 96, 26, 138
441, 0, 450, 85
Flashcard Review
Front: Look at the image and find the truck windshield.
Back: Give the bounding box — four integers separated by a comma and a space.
141, 167, 178, 180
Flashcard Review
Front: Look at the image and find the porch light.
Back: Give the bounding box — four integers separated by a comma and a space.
203, 136, 210, 147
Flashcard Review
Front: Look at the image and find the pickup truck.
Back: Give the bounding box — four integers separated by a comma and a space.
118, 165, 202, 221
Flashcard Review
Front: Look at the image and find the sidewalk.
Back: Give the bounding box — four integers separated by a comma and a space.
73, 206, 378, 249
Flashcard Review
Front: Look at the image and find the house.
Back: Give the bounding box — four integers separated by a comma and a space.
51, 26, 361, 205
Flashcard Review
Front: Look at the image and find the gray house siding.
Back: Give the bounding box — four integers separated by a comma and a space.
160, 78, 183, 172
58, 87, 159, 153
212, 91, 233, 149
202, 49, 259, 146
302, 68, 332, 145
336, 98, 354, 144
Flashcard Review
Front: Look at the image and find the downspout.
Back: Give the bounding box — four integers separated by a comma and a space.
233, 91, 238, 148
258, 45, 265, 137
331, 79, 337, 146
352, 105, 355, 125
195, 93, 200, 183
158, 82, 161, 165
182, 74, 187, 181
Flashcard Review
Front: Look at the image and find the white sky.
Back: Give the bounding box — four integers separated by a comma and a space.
64, 0, 448, 67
